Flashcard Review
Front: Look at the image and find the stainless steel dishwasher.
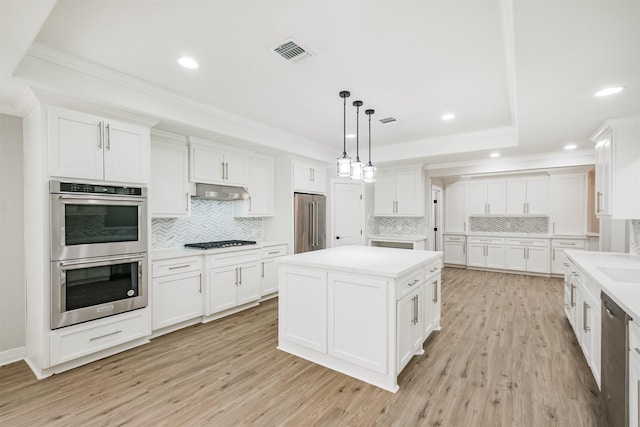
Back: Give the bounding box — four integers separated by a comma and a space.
601, 292, 629, 427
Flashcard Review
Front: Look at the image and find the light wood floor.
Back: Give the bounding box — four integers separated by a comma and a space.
0, 268, 604, 426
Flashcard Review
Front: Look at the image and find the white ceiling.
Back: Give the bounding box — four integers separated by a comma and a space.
2, 0, 639, 167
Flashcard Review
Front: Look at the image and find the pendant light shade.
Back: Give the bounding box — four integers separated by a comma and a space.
363, 108, 376, 182
337, 91, 352, 177
350, 100, 364, 180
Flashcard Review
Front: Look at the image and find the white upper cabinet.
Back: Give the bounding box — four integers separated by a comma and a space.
189, 137, 249, 187
506, 176, 549, 215
150, 131, 190, 217
444, 180, 466, 233
48, 106, 150, 184
293, 161, 326, 194
374, 166, 424, 217
465, 179, 506, 215
591, 116, 640, 219
234, 155, 275, 217
549, 173, 586, 236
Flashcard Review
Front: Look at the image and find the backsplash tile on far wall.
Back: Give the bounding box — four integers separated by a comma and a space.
469, 216, 549, 234
152, 199, 262, 249
369, 216, 428, 236
630, 220, 640, 255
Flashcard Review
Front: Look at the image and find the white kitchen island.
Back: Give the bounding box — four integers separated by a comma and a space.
276, 245, 443, 392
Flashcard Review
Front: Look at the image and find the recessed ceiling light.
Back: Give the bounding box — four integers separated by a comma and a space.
564, 144, 577, 150
178, 57, 199, 69
441, 113, 455, 121
489, 152, 500, 158
346, 133, 356, 138
594, 86, 624, 97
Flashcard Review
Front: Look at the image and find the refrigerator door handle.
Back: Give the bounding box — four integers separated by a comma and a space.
309, 202, 315, 247
314, 201, 319, 246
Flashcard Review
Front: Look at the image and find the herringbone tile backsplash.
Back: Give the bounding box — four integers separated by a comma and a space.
369, 216, 428, 236
630, 220, 640, 255
469, 216, 548, 234
151, 199, 263, 249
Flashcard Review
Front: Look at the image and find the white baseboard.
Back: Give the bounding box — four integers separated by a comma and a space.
0, 346, 25, 366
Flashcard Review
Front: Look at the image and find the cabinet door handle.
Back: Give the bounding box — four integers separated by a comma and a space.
168, 264, 190, 270
239, 266, 242, 285
97, 122, 103, 149
221, 162, 226, 180
106, 123, 111, 150
463, 245, 466, 255
185, 192, 190, 210
583, 302, 590, 332
464, 221, 466, 232
570, 284, 575, 307
310, 168, 313, 182
596, 192, 602, 213
248, 196, 252, 212
268, 251, 280, 255
433, 280, 438, 303
235, 267, 239, 285
408, 278, 420, 287
261, 261, 265, 278
635, 347, 640, 356
552, 222, 556, 234
312, 168, 315, 182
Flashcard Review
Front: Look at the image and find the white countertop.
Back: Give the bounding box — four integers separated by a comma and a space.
276, 246, 442, 278
565, 250, 640, 321
151, 241, 287, 261
368, 234, 428, 242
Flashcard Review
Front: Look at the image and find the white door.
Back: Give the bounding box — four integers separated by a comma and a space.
373, 170, 396, 215
466, 181, 487, 215
431, 186, 442, 251
395, 169, 421, 215
237, 262, 261, 305
506, 178, 527, 214
466, 244, 486, 267
332, 181, 364, 247
485, 244, 505, 269
486, 179, 506, 214
444, 180, 466, 233
208, 265, 238, 314
505, 246, 526, 271
525, 176, 549, 214
526, 246, 550, 273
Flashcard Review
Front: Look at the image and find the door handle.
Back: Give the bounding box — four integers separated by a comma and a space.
309, 202, 315, 247
235, 267, 239, 285
221, 161, 226, 180
261, 261, 265, 278
106, 123, 111, 150
239, 266, 242, 284
570, 284, 575, 307
596, 192, 602, 212
583, 302, 590, 332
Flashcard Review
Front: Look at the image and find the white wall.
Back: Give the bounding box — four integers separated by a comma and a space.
0, 113, 25, 356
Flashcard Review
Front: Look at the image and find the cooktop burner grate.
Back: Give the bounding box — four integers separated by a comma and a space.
184, 240, 257, 249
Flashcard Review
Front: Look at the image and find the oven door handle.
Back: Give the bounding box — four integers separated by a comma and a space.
60, 269, 66, 312
58, 254, 146, 267
56, 194, 145, 204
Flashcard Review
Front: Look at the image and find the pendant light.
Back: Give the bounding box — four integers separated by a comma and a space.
337, 91, 352, 177
363, 108, 376, 182
350, 100, 364, 180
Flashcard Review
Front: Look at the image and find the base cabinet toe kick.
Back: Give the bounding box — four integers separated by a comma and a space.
277, 247, 443, 392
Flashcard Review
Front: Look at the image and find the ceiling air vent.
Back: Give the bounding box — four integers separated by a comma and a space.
379, 117, 397, 124
273, 38, 312, 62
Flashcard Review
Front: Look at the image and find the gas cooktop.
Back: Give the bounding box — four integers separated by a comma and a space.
184, 240, 257, 249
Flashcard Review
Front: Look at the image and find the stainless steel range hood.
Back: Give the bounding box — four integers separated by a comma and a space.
193, 183, 249, 201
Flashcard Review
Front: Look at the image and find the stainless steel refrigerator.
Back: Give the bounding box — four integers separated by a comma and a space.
294, 193, 326, 253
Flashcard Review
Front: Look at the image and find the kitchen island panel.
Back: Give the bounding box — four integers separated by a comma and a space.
328, 272, 391, 375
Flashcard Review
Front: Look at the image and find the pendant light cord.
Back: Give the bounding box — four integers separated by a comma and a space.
343, 96, 347, 155
355, 104, 360, 161
368, 113, 371, 163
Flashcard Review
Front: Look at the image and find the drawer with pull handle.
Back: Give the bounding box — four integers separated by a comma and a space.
396, 269, 425, 300
49, 311, 147, 365
261, 245, 287, 259
153, 257, 202, 277
551, 239, 586, 249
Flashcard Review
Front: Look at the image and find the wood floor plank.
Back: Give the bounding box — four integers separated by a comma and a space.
0, 268, 605, 426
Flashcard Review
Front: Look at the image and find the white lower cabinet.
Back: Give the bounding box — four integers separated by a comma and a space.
152, 257, 203, 330
443, 235, 466, 266
467, 238, 505, 269
564, 259, 601, 389
260, 245, 287, 296
551, 239, 585, 275
397, 285, 424, 372
49, 310, 148, 366
423, 269, 442, 338
206, 250, 261, 315
630, 320, 640, 427
504, 239, 550, 274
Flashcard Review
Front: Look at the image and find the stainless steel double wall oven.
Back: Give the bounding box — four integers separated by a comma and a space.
49, 180, 148, 329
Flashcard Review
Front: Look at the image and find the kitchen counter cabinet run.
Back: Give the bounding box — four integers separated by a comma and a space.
276, 246, 443, 392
